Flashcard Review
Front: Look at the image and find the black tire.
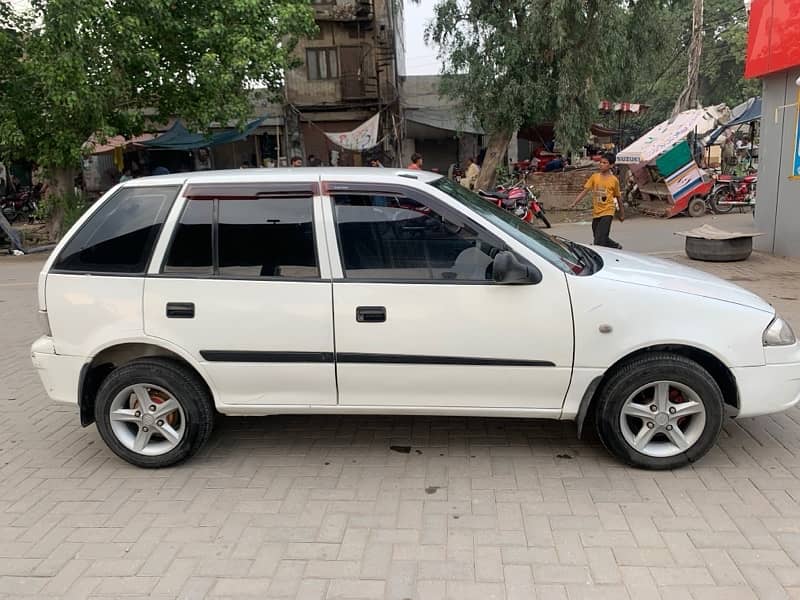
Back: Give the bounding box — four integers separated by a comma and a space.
538, 211, 552, 228
685, 236, 752, 262
687, 197, 706, 218
711, 187, 735, 214
595, 353, 724, 470
95, 358, 215, 468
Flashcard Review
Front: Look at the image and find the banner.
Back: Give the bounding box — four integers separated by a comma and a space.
325, 113, 380, 151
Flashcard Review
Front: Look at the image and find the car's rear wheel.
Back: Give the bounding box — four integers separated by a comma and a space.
595, 353, 724, 469
95, 358, 214, 468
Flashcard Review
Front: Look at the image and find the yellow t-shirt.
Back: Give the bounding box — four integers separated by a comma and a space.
584, 172, 621, 218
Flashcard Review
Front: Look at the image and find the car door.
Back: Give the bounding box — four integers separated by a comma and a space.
144, 181, 336, 406
324, 181, 574, 410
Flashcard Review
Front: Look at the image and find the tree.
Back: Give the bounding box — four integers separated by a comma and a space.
425, 0, 673, 189
673, 0, 703, 115
0, 0, 316, 236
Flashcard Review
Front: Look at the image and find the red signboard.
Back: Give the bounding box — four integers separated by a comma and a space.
745, 0, 800, 78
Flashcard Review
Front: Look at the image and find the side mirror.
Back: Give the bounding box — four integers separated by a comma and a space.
493, 251, 542, 285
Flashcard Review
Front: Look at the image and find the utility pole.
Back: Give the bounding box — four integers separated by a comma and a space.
673, 0, 704, 116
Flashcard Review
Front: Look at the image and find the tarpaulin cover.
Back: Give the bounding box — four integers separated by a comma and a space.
706, 97, 761, 145
617, 109, 720, 165
142, 118, 266, 150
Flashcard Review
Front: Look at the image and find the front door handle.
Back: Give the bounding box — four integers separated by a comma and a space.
356, 306, 386, 323
166, 302, 195, 319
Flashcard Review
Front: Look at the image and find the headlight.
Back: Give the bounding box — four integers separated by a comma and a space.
763, 316, 796, 346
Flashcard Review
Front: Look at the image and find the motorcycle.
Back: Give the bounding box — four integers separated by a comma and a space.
709, 173, 757, 215
477, 177, 551, 228
1, 185, 40, 224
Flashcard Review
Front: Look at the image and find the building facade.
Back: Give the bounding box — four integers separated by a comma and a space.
746, 0, 800, 256
284, 0, 405, 166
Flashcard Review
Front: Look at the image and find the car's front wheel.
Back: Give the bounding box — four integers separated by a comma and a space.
595, 353, 724, 469
95, 358, 215, 468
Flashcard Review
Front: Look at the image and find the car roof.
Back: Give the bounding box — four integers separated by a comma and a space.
120, 167, 443, 188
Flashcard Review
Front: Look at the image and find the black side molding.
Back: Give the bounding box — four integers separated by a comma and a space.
201, 351, 334, 363
337, 353, 555, 367
199, 351, 554, 367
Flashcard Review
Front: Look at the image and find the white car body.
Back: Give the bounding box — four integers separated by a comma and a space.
30, 168, 800, 466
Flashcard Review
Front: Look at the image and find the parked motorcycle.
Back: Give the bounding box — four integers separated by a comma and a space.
709, 173, 757, 215
1, 185, 40, 224
478, 176, 551, 228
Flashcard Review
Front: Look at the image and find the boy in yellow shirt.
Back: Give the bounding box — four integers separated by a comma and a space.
569, 154, 624, 248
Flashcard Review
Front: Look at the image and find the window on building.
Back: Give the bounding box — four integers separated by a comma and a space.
163, 200, 213, 275
307, 48, 339, 81
333, 193, 501, 281
54, 185, 178, 274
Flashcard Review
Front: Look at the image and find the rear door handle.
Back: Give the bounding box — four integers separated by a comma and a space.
356, 306, 386, 323
166, 302, 195, 319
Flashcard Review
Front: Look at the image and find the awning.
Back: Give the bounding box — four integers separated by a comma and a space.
141, 118, 266, 150
84, 133, 157, 155
617, 108, 720, 165
404, 108, 484, 135
706, 97, 761, 145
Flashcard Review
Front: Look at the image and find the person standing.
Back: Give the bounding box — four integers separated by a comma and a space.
569, 153, 624, 249
290, 156, 303, 167
407, 153, 423, 170
721, 135, 736, 175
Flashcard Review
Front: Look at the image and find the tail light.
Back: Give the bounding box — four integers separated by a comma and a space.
38, 310, 52, 336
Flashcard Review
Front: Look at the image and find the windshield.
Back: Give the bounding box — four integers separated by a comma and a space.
429, 177, 588, 274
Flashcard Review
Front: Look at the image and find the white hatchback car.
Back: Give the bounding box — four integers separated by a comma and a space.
31, 169, 800, 469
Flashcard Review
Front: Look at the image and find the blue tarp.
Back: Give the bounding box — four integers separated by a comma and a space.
142, 118, 266, 150
707, 98, 761, 145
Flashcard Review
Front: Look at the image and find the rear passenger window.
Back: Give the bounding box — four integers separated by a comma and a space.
54, 186, 178, 274
162, 191, 319, 279
218, 198, 318, 278
163, 200, 213, 275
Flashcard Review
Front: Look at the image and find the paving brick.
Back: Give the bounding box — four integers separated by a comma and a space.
446, 581, 505, 600
650, 567, 714, 586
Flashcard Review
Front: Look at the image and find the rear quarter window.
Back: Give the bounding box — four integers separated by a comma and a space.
53, 185, 179, 274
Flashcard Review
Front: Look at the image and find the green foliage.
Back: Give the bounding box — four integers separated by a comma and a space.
0, 0, 316, 170
612, 0, 760, 137
37, 190, 89, 231
425, 0, 674, 153
425, 0, 758, 150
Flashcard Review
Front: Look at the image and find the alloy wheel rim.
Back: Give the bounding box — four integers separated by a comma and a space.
619, 380, 706, 458
108, 384, 186, 456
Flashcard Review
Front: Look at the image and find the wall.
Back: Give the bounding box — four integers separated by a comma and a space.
754, 68, 800, 256
528, 169, 597, 210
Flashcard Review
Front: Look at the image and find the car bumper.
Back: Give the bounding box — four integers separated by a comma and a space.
30, 336, 84, 404
734, 361, 800, 418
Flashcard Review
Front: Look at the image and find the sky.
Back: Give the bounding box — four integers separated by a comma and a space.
403, 2, 441, 75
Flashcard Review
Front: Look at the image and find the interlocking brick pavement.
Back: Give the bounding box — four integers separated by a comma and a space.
2, 251, 800, 599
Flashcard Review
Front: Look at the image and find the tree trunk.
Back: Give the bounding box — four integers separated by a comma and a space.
673, 0, 703, 116
46, 166, 76, 241
474, 129, 513, 192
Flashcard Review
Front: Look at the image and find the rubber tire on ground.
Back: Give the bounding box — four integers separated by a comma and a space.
95, 358, 215, 468
594, 353, 724, 470
687, 197, 706, 218
538, 211, 552, 228
711, 187, 735, 214
685, 235, 752, 262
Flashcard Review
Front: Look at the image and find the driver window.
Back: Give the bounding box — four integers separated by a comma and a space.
333, 193, 501, 281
